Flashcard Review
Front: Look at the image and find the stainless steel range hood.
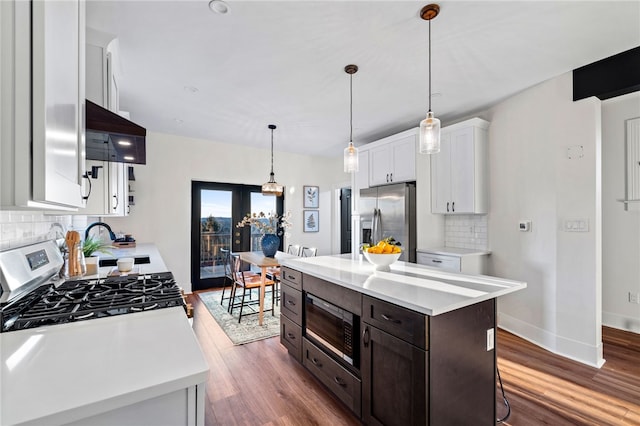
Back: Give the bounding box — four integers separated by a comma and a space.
85, 99, 147, 165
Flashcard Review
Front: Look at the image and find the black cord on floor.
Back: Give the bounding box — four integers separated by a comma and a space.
496, 366, 511, 424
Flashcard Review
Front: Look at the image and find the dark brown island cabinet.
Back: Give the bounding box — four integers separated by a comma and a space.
280, 266, 497, 426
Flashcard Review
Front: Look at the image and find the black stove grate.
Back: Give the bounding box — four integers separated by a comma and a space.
1, 272, 186, 332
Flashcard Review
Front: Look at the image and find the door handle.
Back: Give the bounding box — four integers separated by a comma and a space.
452, 201, 455, 212
362, 326, 370, 347
311, 357, 322, 367
386, 173, 389, 183
112, 195, 118, 210
381, 314, 402, 324
446, 202, 450, 212
334, 376, 347, 387
390, 173, 393, 182
286, 299, 296, 306
432, 259, 442, 264
286, 332, 296, 340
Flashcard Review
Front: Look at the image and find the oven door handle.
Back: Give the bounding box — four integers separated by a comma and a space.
362, 326, 370, 348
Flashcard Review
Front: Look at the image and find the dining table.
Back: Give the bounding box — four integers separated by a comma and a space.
236, 250, 296, 325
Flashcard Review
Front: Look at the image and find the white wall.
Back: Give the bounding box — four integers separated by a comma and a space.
486, 72, 604, 367
104, 132, 345, 293
602, 92, 640, 332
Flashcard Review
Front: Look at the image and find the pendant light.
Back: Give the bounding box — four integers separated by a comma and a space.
343, 64, 359, 173
419, 4, 441, 155
261, 124, 284, 196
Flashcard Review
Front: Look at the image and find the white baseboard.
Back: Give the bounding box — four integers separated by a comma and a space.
602, 311, 640, 333
498, 312, 605, 368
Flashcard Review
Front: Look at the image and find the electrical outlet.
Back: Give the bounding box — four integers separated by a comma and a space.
486, 328, 495, 351
629, 292, 640, 304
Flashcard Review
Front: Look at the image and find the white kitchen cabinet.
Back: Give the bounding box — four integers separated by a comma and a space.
355, 150, 370, 191
82, 160, 128, 216
416, 248, 489, 275
431, 118, 489, 214
368, 128, 417, 186
0, 0, 86, 210
82, 33, 129, 216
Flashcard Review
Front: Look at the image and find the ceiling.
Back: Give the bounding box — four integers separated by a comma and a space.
85, 1, 640, 158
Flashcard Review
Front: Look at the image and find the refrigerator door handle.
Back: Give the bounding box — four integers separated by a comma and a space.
373, 208, 382, 244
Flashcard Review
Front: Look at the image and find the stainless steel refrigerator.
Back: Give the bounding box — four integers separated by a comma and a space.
360, 183, 416, 263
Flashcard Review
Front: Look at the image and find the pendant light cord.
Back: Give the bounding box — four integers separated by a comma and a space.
428, 18, 432, 113
350, 73, 353, 144
270, 127, 274, 176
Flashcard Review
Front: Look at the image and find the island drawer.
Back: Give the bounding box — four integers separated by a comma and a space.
280, 315, 302, 362
281, 267, 303, 290
303, 274, 362, 316
281, 282, 302, 325
303, 338, 361, 417
362, 295, 428, 350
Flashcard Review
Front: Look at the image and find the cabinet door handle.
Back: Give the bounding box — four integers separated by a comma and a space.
112, 195, 119, 210
286, 332, 296, 340
311, 357, 322, 367
446, 202, 450, 212
334, 376, 347, 387
431, 259, 442, 264
386, 173, 389, 183
287, 275, 296, 281
390, 173, 393, 182
362, 326, 370, 347
82, 172, 92, 201
452, 201, 455, 212
286, 300, 296, 306
381, 314, 402, 324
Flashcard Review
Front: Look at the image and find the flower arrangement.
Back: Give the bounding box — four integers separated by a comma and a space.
236, 211, 293, 237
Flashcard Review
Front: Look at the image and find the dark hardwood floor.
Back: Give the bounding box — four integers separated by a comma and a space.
189, 291, 640, 425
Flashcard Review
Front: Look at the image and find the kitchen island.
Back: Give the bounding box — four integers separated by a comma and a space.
279, 254, 526, 426
0, 243, 208, 426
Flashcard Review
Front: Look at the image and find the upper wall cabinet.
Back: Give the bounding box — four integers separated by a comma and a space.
82, 32, 129, 216
366, 128, 418, 187
1, 0, 86, 209
431, 118, 489, 214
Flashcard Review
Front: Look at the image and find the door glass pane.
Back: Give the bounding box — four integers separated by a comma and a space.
200, 189, 232, 280
250, 192, 277, 251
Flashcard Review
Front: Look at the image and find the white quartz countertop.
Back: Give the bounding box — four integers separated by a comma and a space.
417, 247, 491, 257
0, 307, 208, 426
96, 242, 168, 274
280, 255, 526, 316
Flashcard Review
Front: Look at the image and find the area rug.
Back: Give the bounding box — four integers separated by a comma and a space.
199, 289, 280, 345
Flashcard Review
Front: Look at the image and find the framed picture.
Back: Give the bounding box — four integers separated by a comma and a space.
303, 210, 319, 233
303, 185, 319, 208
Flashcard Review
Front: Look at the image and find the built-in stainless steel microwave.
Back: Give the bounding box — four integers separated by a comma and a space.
304, 293, 358, 368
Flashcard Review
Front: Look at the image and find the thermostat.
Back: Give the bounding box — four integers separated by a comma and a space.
519, 220, 531, 232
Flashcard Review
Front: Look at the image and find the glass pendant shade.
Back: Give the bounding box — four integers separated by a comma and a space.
344, 142, 359, 173
419, 111, 441, 154
261, 175, 283, 197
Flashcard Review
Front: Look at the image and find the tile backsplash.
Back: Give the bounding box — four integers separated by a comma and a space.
444, 214, 488, 250
0, 211, 89, 251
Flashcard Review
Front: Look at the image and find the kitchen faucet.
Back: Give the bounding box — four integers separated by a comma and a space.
84, 222, 116, 241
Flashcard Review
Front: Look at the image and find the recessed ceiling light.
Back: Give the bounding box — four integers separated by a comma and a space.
208, 0, 229, 14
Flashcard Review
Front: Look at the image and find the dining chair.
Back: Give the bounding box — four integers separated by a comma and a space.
301, 246, 318, 257
219, 248, 233, 307
287, 244, 302, 256
228, 254, 275, 323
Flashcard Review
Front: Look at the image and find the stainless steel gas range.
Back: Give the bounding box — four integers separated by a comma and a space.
0, 240, 190, 333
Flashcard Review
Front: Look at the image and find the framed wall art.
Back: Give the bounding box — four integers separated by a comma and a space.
303, 185, 319, 208
303, 210, 319, 233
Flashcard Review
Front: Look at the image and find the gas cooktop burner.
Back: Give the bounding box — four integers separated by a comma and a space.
1, 272, 187, 332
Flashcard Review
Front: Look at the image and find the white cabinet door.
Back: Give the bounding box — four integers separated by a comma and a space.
82, 161, 127, 216
1, 0, 85, 209
430, 119, 488, 214
369, 144, 391, 186
449, 126, 475, 213
368, 130, 417, 187
390, 134, 417, 184
431, 132, 451, 214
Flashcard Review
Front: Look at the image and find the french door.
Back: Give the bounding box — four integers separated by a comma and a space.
191, 181, 284, 291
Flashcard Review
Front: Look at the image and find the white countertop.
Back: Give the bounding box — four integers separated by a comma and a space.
280, 254, 525, 316
0, 307, 208, 426
417, 247, 491, 257
96, 242, 169, 274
